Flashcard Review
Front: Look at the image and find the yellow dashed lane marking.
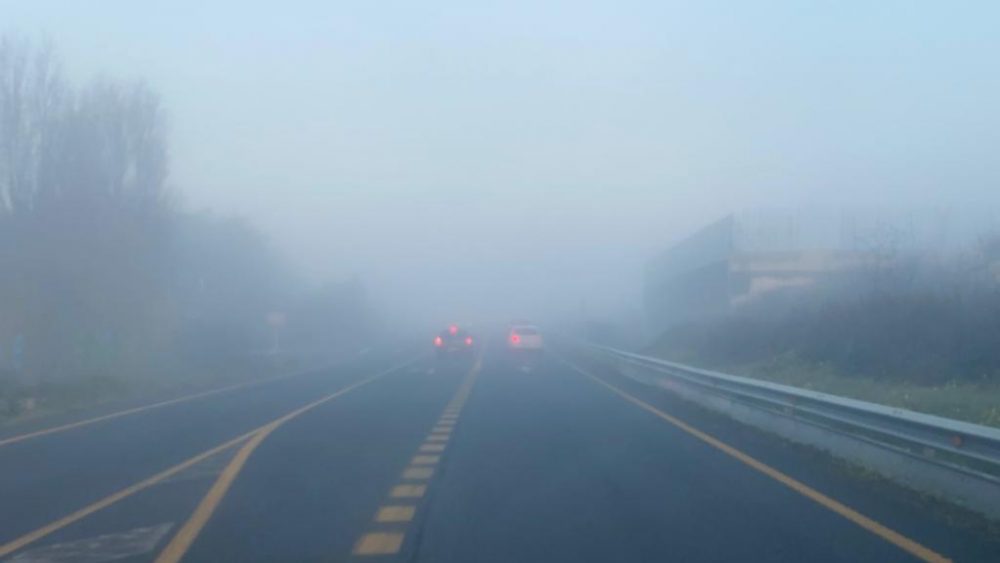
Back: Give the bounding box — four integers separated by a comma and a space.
354, 532, 404, 555
391, 484, 427, 498
402, 467, 435, 480
350, 354, 482, 559
375, 506, 416, 523
565, 360, 952, 563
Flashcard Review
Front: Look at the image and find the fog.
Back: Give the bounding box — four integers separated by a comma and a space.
6, 6, 1000, 557
6, 1, 1000, 330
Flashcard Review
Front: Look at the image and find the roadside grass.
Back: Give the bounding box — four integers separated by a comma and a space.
0, 354, 303, 428
0, 374, 127, 425
648, 350, 1000, 429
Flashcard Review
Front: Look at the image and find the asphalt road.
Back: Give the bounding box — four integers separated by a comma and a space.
1, 340, 998, 562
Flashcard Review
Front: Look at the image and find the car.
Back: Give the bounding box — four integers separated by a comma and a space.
434, 324, 475, 359
507, 324, 543, 352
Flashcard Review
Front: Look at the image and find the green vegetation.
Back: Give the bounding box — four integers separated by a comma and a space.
0, 351, 303, 426
648, 264, 1000, 428
650, 349, 1000, 428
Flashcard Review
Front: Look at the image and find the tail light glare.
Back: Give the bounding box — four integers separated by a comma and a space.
433, 336, 443, 347
510, 334, 520, 344
465, 336, 473, 346
448, 324, 458, 335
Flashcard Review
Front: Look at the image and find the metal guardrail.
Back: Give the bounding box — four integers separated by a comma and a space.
587, 344, 1000, 487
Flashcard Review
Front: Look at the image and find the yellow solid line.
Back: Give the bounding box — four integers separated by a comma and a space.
154, 426, 275, 563
353, 532, 404, 555
391, 484, 426, 498
568, 363, 951, 563
375, 505, 416, 523
0, 431, 253, 558
154, 368, 400, 563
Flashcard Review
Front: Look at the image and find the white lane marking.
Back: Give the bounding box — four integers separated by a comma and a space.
9, 523, 173, 563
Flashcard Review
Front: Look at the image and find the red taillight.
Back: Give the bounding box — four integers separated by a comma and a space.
465, 336, 473, 346
433, 336, 443, 347
448, 325, 458, 336
510, 333, 520, 344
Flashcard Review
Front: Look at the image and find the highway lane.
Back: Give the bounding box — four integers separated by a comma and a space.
412, 350, 999, 562
184, 343, 998, 562
2, 341, 999, 561
0, 347, 413, 552
178, 357, 473, 561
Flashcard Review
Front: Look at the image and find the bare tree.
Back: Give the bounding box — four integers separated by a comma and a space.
32, 78, 169, 214
1, 34, 173, 381
0, 35, 64, 216
0, 34, 310, 393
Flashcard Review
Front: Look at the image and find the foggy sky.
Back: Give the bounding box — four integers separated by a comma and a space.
7, 1, 1000, 326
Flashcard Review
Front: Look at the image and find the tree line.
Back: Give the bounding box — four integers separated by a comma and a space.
0, 36, 368, 401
